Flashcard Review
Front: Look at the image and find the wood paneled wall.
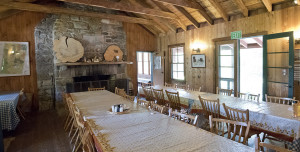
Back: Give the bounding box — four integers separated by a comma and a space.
0, 12, 45, 110
123, 23, 157, 95
159, 5, 300, 94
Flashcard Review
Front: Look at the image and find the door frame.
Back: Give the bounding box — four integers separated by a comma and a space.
215, 40, 239, 96
262, 31, 294, 100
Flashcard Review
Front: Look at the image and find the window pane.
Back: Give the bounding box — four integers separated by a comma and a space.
220, 81, 228, 89
173, 64, 177, 71
220, 67, 234, 78
144, 53, 149, 62
172, 48, 177, 55
178, 55, 184, 63
177, 47, 184, 55
173, 56, 178, 63
230, 81, 234, 90
138, 62, 143, 74
173, 72, 178, 79
178, 64, 184, 71
220, 56, 234, 67
138, 52, 142, 62
144, 61, 149, 75
178, 72, 184, 80
220, 44, 234, 55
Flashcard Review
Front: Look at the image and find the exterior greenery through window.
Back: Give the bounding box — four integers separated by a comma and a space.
171, 46, 184, 80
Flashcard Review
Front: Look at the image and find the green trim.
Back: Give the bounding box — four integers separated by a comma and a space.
267, 52, 289, 54
263, 31, 294, 100
267, 81, 289, 84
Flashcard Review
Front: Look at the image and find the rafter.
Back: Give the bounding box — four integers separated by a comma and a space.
174, 6, 199, 28
125, 12, 159, 36
207, 0, 228, 21
58, 0, 177, 19
0, 9, 22, 19
253, 37, 263, 47
127, 0, 169, 33
240, 39, 248, 48
153, 0, 213, 25
232, 0, 248, 17
261, 0, 272, 12
0, 2, 154, 25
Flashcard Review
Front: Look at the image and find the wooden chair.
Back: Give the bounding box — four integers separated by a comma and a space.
137, 98, 151, 107
165, 90, 181, 111
142, 86, 155, 102
238, 92, 248, 100
248, 94, 260, 102
141, 82, 152, 87
63, 93, 73, 131
73, 107, 95, 152
164, 82, 174, 87
209, 115, 250, 145
125, 95, 136, 102
216, 87, 233, 96
115, 87, 127, 97
255, 137, 291, 152
187, 85, 201, 92
17, 88, 26, 120
175, 84, 188, 90
265, 94, 295, 105
199, 95, 220, 119
151, 103, 166, 114
152, 88, 167, 106
171, 111, 198, 126
88, 87, 105, 91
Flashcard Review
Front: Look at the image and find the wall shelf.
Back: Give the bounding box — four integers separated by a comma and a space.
56, 61, 133, 66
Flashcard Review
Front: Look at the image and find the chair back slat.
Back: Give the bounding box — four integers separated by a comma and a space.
209, 115, 250, 145
152, 88, 166, 105
151, 103, 166, 114
88, 87, 105, 91
137, 98, 151, 107
255, 137, 292, 152
171, 111, 198, 126
248, 94, 260, 102
238, 92, 247, 100
187, 85, 201, 92
176, 84, 188, 90
216, 87, 233, 96
141, 82, 152, 87
125, 95, 136, 102
165, 90, 181, 111
164, 82, 174, 88
199, 96, 220, 119
115, 87, 127, 97
142, 86, 155, 101
223, 103, 249, 122
265, 94, 295, 105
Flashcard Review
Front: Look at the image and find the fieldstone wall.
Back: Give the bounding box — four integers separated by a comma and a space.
35, 7, 128, 109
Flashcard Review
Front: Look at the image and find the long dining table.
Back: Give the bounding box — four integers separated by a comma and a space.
138, 85, 300, 151
70, 90, 254, 152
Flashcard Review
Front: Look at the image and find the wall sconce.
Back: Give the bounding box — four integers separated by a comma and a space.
191, 42, 206, 53
294, 30, 300, 44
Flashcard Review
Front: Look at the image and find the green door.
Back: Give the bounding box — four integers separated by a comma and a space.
263, 32, 294, 100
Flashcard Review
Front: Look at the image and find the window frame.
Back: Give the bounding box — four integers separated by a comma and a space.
169, 44, 185, 81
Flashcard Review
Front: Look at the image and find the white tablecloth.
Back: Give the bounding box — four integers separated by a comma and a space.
71, 90, 254, 152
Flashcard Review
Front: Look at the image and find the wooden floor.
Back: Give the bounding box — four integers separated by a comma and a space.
5, 105, 72, 152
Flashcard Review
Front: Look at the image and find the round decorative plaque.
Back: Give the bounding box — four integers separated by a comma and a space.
104, 45, 123, 62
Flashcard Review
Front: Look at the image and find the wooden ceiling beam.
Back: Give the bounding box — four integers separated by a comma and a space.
58, 0, 177, 19
0, 9, 22, 19
261, 0, 272, 12
253, 37, 263, 47
0, 2, 154, 25
232, 0, 248, 17
207, 0, 228, 21
153, 0, 213, 25
174, 6, 199, 28
146, 0, 185, 31
127, 0, 169, 33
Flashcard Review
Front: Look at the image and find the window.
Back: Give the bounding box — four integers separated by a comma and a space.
218, 44, 234, 90
171, 46, 184, 80
137, 52, 151, 75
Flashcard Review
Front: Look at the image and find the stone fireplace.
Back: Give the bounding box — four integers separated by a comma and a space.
34, 4, 128, 109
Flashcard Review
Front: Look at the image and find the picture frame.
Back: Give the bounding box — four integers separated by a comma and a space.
191, 54, 205, 68
0, 41, 30, 77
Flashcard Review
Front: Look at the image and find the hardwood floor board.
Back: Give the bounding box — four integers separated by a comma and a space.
5, 104, 72, 152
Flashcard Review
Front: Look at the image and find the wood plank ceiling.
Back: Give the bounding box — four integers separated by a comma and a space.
0, 0, 297, 35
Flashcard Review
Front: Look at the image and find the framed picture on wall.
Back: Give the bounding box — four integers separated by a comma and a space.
191, 54, 205, 68
0, 41, 30, 77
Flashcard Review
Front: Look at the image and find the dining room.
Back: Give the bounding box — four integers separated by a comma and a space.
0, 0, 300, 152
